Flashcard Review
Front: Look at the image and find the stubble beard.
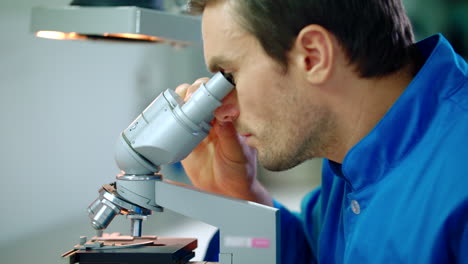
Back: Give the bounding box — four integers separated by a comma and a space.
257, 106, 336, 172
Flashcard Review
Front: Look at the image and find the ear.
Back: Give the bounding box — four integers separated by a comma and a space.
292, 25, 334, 84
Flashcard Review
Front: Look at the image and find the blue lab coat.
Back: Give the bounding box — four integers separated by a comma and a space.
276, 34, 468, 263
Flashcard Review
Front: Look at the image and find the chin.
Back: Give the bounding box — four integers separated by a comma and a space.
258, 152, 303, 172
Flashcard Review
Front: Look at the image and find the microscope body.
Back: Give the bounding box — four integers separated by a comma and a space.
86, 72, 280, 264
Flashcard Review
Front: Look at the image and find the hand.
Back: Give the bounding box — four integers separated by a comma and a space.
175, 78, 273, 206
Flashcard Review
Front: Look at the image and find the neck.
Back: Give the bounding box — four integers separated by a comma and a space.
325, 63, 416, 163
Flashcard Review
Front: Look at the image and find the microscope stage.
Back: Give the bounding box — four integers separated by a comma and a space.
64, 237, 197, 264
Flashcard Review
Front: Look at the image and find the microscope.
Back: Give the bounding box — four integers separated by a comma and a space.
62, 72, 280, 264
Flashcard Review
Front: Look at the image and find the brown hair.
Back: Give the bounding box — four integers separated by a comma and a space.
188, 0, 416, 78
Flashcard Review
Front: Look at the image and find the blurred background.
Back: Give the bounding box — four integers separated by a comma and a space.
0, 0, 466, 263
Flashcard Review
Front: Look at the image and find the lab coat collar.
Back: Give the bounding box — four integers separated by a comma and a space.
330, 34, 466, 191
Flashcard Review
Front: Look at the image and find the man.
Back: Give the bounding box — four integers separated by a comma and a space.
174, 0, 468, 263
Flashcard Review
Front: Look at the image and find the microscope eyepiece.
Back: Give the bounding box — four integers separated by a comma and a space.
221, 72, 235, 86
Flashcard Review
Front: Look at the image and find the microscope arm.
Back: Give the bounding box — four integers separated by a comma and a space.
154, 180, 280, 264
114, 176, 280, 264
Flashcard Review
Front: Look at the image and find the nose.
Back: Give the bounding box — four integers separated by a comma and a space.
214, 90, 239, 123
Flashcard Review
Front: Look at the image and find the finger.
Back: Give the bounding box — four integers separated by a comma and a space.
175, 83, 190, 98
185, 77, 210, 101
214, 121, 248, 164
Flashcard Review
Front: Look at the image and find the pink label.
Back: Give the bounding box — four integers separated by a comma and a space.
251, 238, 270, 248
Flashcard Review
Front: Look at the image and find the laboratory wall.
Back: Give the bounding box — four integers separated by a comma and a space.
404, 0, 468, 58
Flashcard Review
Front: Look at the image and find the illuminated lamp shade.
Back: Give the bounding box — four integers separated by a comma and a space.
30, 0, 201, 44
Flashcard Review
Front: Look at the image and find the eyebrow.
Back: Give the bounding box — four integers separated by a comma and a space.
207, 55, 234, 73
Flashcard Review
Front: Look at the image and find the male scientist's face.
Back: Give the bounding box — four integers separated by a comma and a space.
202, 1, 334, 171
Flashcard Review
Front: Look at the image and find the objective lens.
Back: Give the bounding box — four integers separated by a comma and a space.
88, 198, 120, 230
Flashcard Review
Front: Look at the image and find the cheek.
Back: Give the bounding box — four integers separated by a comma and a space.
236, 78, 273, 118
235, 58, 286, 123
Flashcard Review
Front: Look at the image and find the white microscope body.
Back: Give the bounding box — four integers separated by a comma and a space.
85, 72, 280, 264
